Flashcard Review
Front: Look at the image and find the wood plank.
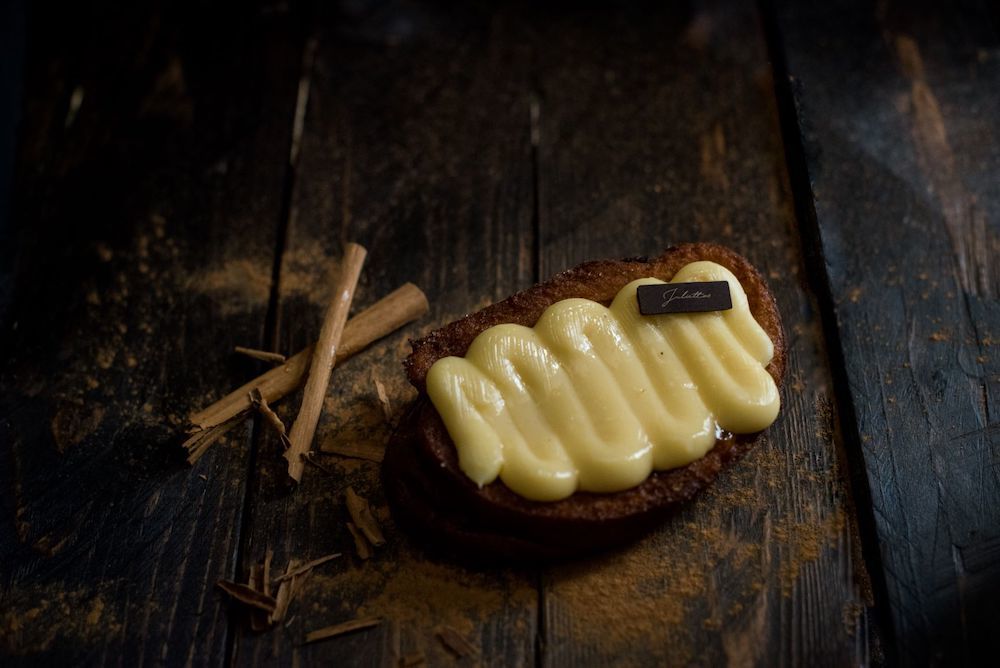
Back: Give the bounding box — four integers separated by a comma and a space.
231, 4, 538, 666
0, 2, 302, 664
533, 2, 875, 665
0, 0, 25, 317
771, 0, 1000, 664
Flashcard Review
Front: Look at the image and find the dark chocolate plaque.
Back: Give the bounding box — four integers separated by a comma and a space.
636, 281, 733, 315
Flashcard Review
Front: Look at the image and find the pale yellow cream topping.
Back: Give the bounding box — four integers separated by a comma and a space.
426, 261, 780, 501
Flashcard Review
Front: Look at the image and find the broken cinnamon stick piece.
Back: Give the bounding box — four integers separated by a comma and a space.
235, 346, 286, 364
345, 487, 386, 547
436, 626, 479, 658
249, 388, 291, 449
269, 558, 299, 624
346, 522, 372, 560
318, 439, 385, 463
374, 379, 392, 421
290, 569, 312, 599
305, 617, 381, 644
183, 417, 239, 465
272, 553, 342, 583
269, 584, 289, 625
285, 243, 367, 483
216, 580, 277, 613
183, 283, 428, 463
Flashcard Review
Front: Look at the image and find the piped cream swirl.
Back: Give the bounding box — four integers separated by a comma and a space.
426, 261, 779, 501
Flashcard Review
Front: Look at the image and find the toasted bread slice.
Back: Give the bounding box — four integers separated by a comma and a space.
384, 243, 785, 560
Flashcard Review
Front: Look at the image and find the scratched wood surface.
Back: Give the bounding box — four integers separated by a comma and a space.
772, 0, 1000, 664
0, 1, 302, 665
231, 4, 539, 666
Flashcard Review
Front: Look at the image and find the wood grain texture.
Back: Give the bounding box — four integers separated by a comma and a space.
772, 0, 1000, 664
230, 4, 538, 666
532, 1, 874, 665
0, 1, 302, 664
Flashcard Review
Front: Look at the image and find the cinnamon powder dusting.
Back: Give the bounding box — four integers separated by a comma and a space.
1, 586, 121, 656
305, 556, 534, 663
548, 416, 855, 665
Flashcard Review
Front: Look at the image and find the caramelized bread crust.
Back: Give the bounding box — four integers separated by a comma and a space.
385, 243, 785, 560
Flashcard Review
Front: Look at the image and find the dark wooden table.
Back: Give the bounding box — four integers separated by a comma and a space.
2, 0, 997, 665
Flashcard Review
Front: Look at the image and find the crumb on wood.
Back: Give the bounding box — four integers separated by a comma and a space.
345, 487, 386, 547
374, 377, 393, 421
436, 625, 479, 658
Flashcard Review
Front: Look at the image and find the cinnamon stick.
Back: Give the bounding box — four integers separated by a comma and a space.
285, 243, 367, 482
184, 283, 427, 463
235, 346, 286, 364
305, 617, 381, 644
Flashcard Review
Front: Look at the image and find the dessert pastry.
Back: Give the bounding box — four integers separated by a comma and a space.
384, 243, 785, 560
